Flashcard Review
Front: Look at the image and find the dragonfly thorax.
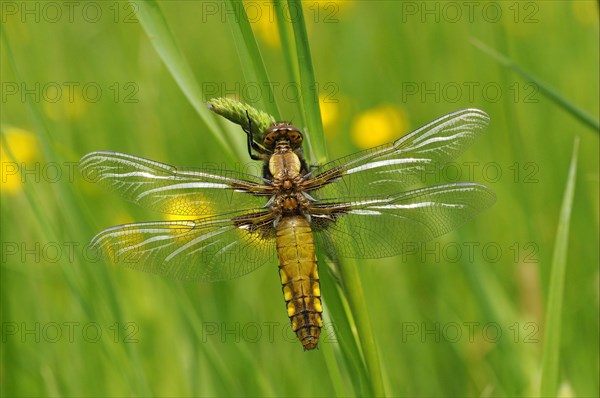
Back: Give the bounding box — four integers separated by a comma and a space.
269, 151, 302, 183
271, 191, 310, 216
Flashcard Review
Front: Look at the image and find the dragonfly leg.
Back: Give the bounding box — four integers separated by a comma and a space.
244, 110, 269, 161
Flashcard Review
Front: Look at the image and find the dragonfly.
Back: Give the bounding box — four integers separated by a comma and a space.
80, 108, 495, 350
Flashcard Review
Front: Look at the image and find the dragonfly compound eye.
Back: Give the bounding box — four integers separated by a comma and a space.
287, 130, 303, 148
263, 133, 275, 148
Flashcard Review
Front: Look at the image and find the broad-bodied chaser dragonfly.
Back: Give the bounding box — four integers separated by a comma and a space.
80, 108, 495, 350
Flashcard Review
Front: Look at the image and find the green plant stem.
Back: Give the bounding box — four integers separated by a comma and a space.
318, 320, 350, 397
540, 136, 580, 397
133, 0, 237, 160
319, 253, 372, 396
273, 0, 301, 87
339, 259, 385, 397
286, 0, 327, 165
285, 1, 384, 395
471, 39, 599, 132
2, 26, 153, 396
224, 0, 280, 119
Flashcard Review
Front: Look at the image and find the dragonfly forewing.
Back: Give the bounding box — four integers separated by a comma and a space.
80, 151, 274, 216
304, 109, 490, 199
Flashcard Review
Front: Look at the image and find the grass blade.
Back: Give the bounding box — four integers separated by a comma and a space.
273, 0, 300, 87
285, 1, 384, 395
286, 0, 327, 164
540, 136, 580, 396
224, 0, 280, 119
2, 26, 153, 396
132, 0, 235, 158
0, 26, 86, 254
471, 39, 599, 132
317, 318, 351, 397
337, 259, 385, 397
319, 254, 372, 396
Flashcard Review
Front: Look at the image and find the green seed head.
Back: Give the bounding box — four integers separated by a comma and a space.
207, 97, 276, 141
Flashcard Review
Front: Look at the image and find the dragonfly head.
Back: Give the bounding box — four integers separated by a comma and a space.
263, 122, 303, 150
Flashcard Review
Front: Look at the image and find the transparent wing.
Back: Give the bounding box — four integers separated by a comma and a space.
303, 109, 489, 198
80, 151, 273, 216
311, 183, 495, 259
90, 210, 277, 281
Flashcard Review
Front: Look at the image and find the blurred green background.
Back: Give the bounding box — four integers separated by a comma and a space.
1, 1, 598, 397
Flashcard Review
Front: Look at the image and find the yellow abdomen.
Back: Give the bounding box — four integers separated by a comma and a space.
275, 215, 323, 350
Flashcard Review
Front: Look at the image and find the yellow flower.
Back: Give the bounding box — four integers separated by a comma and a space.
247, 0, 354, 48
246, 1, 280, 48
319, 94, 339, 130
351, 105, 409, 149
0, 127, 40, 195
